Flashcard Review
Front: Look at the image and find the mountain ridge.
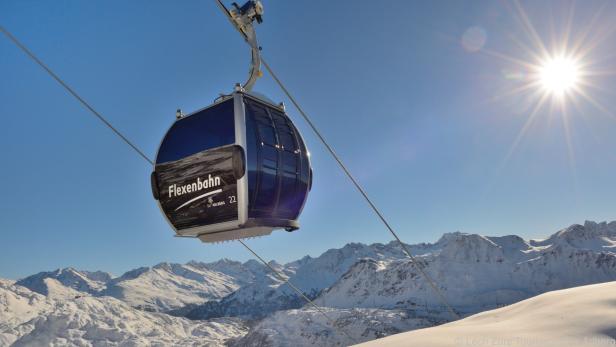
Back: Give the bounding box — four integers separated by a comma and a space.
6, 220, 616, 346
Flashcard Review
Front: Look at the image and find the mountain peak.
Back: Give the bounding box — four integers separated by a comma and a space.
535, 221, 616, 252
435, 232, 505, 262
16, 267, 108, 295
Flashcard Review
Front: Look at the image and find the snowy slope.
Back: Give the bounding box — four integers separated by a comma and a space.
230, 307, 441, 347
0, 278, 248, 346
185, 272, 307, 320
189, 259, 269, 286
102, 262, 243, 312
186, 242, 410, 319
357, 281, 616, 347
0, 278, 51, 346
285, 243, 408, 294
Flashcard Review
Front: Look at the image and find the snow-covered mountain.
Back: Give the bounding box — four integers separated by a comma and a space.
16, 260, 269, 312
357, 280, 616, 347
185, 242, 411, 320
101, 262, 244, 312
0, 278, 248, 346
532, 220, 616, 251
227, 221, 616, 346
16, 268, 111, 295
4, 220, 616, 346
315, 221, 616, 313
188, 259, 270, 285
188, 220, 616, 322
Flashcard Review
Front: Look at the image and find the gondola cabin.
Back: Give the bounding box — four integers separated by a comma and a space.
151, 91, 312, 242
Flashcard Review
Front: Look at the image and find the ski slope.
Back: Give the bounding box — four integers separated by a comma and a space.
357, 281, 616, 347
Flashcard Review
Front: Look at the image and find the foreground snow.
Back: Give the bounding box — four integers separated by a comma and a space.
0, 278, 247, 346
357, 281, 616, 347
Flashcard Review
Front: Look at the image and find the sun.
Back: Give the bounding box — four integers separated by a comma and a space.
538, 56, 580, 96
478, 1, 615, 183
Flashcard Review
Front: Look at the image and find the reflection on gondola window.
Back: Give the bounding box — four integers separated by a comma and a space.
156, 100, 235, 164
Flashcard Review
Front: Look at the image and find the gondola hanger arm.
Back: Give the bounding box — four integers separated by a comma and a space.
215, 0, 264, 92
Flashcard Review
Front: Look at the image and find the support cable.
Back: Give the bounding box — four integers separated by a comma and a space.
260, 57, 461, 321
0, 25, 153, 166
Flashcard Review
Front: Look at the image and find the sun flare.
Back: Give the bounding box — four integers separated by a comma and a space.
538, 56, 580, 96
480, 1, 616, 177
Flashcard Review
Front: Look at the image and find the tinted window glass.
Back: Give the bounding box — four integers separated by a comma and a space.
278, 132, 296, 151
281, 151, 297, 173
156, 100, 235, 164
270, 112, 286, 123
278, 173, 298, 216
244, 95, 310, 219
256, 167, 277, 208
257, 125, 276, 145
246, 102, 271, 123
261, 145, 278, 170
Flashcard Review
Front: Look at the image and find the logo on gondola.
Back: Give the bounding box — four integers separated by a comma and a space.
168, 175, 224, 211
168, 175, 222, 198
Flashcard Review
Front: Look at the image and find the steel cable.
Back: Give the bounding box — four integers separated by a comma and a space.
260, 57, 461, 321
212, 0, 460, 320
0, 25, 154, 166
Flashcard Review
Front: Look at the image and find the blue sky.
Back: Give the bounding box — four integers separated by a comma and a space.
1, 0, 615, 279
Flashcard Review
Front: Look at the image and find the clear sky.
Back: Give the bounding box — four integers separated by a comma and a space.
1, 0, 615, 279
